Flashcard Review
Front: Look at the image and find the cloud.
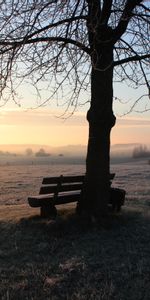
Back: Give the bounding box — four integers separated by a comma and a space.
0, 108, 88, 146
0, 108, 86, 127
1, 108, 150, 146
117, 117, 150, 127
1, 108, 150, 129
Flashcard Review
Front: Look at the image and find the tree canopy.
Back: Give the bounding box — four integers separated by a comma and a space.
0, 0, 149, 112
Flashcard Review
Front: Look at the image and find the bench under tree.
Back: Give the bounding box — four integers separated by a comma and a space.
28, 174, 126, 218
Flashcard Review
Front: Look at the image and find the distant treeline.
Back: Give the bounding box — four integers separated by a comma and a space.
26, 148, 63, 157
0, 151, 17, 156
0, 148, 63, 158
132, 145, 150, 159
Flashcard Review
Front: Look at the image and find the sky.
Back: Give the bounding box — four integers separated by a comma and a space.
0, 72, 150, 150
0, 16, 150, 151
0, 75, 150, 151
0, 101, 150, 150
0, 1, 150, 152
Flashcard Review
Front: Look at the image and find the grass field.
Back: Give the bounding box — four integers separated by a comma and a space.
0, 202, 150, 300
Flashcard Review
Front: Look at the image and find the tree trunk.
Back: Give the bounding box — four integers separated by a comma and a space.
77, 46, 116, 220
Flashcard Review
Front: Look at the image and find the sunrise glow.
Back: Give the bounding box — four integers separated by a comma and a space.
0, 106, 150, 151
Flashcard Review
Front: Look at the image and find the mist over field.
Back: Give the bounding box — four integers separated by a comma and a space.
0, 143, 150, 166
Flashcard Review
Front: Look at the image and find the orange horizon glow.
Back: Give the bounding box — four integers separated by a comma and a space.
0, 108, 150, 150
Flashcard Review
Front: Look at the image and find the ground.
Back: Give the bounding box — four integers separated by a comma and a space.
0, 202, 150, 300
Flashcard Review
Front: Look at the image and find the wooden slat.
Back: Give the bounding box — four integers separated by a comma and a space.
40, 185, 57, 195
28, 191, 81, 207
59, 175, 84, 183
54, 192, 81, 205
42, 177, 60, 184
42, 175, 84, 185
42, 174, 114, 185
40, 183, 83, 195
28, 194, 53, 207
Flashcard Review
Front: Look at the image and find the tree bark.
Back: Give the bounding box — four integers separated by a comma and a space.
77, 45, 116, 220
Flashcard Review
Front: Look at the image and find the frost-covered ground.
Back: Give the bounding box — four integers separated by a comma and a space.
111, 160, 150, 206
0, 164, 85, 205
0, 159, 150, 206
0, 160, 150, 300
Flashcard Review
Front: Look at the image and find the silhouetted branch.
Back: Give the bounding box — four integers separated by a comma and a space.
113, 0, 143, 43
114, 54, 150, 66
100, 0, 113, 24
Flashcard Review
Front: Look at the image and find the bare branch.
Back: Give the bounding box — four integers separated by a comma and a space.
113, 0, 143, 43
0, 0, 149, 115
21, 16, 88, 42
0, 36, 90, 54
100, 0, 113, 25
114, 53, 150, 66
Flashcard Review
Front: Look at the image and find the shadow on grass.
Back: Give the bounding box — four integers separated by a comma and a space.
0, 206, 150, 300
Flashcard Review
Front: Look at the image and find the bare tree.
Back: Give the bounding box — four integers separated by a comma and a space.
0, 0, 150, 221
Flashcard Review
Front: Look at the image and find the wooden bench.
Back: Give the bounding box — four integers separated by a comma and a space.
28, 173, 125, 218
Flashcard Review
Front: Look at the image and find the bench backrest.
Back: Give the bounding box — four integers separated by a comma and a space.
40, 175, 84, 196
39, 173, 115, 196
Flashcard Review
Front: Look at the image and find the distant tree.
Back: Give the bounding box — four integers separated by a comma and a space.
0, 1, 150, 221
25, 148, 33, 156
132, 144, 150, 158
35, 148, 51, 157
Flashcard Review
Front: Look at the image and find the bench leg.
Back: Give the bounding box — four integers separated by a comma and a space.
40, 204, 57, 219
110, 188, 126, 212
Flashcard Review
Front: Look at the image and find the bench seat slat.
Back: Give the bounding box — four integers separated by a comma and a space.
54, 191, 81, 205
28, 191, 81, 207
28, 194, 53, 207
